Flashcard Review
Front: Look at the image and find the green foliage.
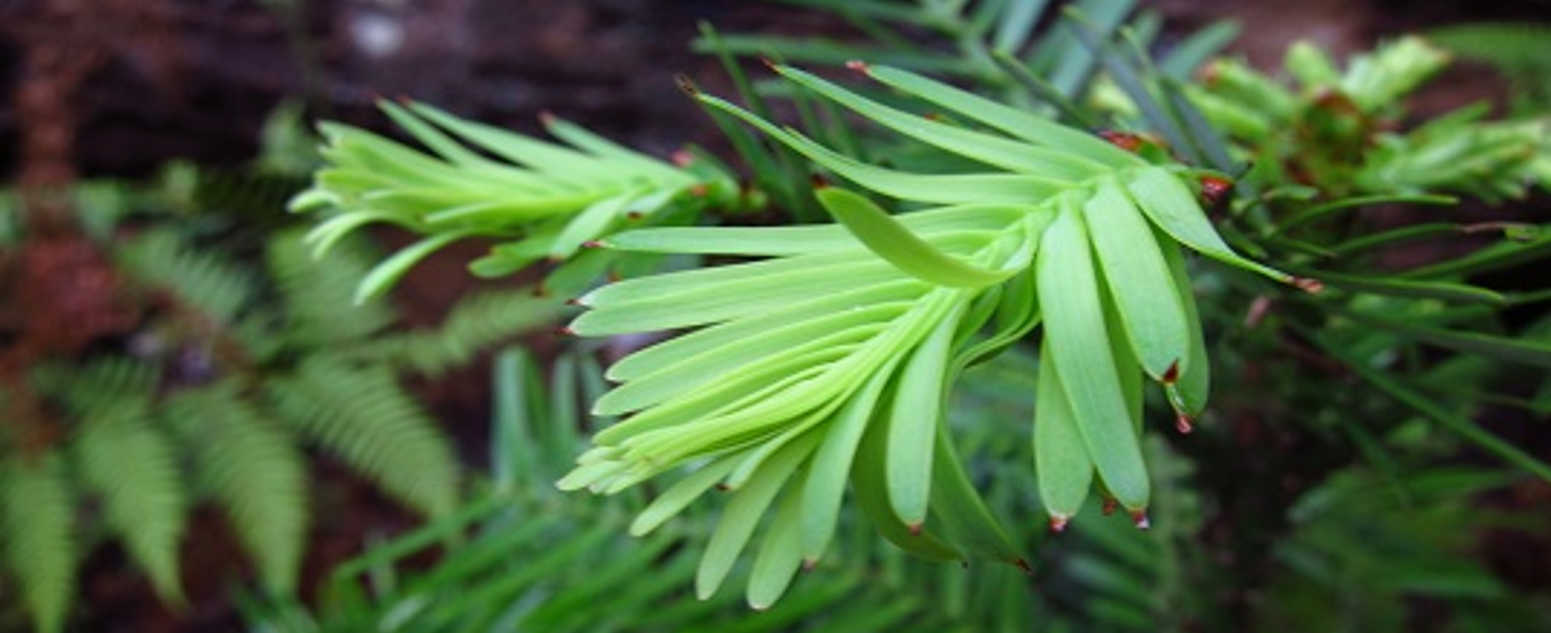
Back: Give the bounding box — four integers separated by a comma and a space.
241, 347, 1061, 632
1259, 467, 1550, 632
554, 60, 1306, 601
354, 289, 569, 377
267, 357, 459, 519
290, 100, 755, 302
74, 401, 188, 604
0, 455, 74, 633
1, 167, 564, 630
1169, 35, 1551, 199
1428, 22, 1551, 115
238, 2, 1551, 629
166, 383, 310, 596
276, 7, 1551, 621
256, 340, 1551, 633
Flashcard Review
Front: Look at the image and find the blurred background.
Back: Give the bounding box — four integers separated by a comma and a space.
1, 1, 1549, 632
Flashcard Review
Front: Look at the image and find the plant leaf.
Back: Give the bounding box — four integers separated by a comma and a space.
1084, 178, 1191, 380
1037, 198, 1149, 510
816, 187, 1015, 288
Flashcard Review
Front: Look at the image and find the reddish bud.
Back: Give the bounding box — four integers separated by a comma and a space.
1099, 130, 1144, 152
532, 284, 548, 297
907, 523, 923, 535
759, 56, 778, 71
802, 558, 818, 571
845, 60, 870, 73
554, 326, 575, 336
538, 110, 557, 126
607, 270, 622, 283
1199, 175, 1233, 207
564, 297, 582, 306
689, 183, 709, 197
810, 173, 831, 189
1014, 558, 1033, 575
625, 211, 643, 220
1049, 515, 1070, 532
714, 483, 731, 492
1130, 511, 1150, 530
1201, 61, 1223, 86
1311, 89, 1362, 117
671, 149, 695, 167
1175, 413, 1194, 435
923, 112, 944, 121
581, 240, 605, 249
1292, 277, 1325, 294
1161, 360, 1180, 384
1101, 497, 1118, 516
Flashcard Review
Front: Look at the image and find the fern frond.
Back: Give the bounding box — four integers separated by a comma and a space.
0, 453, 75, 633
357, 288, 569, 376
266, 357, 459, 519
165, 382, 307, 596
288, 100, 749, 302
116, 229, 255, 324
266, 228, 394, 347
74, 401, 188, 605
30, 356, 159, 417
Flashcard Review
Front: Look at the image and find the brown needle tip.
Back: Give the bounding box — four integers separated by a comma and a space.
674, 74, 699, 96
1131, 511, 1151, 530
1292, 277, 1325, 294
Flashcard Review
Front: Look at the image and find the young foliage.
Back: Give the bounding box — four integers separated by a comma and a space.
556, 62, 1303, 600
272, 8, 1551, 624
243, 346, 1087, 632
289, 100, 754, 301
1175, 36, 1551, 200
